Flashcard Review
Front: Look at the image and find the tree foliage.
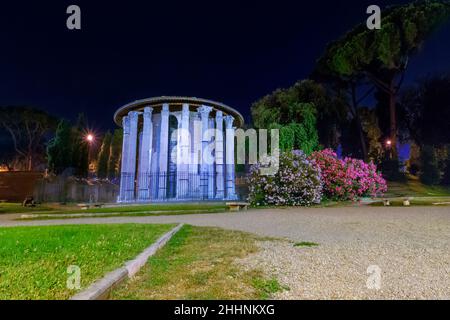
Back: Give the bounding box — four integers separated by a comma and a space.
0, 106, 56, 170
97, 131, 112, 179
268, 104, 320, 155
46, 113, 90, 177
71, 113, 89, 178
317, 1, 450, 79
400, 74, 450, 184
441, 146, 450, 186
359, 107, 384, 163
251, 80, 338, 153
315, 0, 450, 157
400, 75, 450, 148
108, 129, 123, 179
420, 145, 441, 185
47, 120, 73, 175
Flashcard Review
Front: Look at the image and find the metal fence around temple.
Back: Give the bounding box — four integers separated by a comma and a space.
119, 171, 245, 202
29, 172, 247, 204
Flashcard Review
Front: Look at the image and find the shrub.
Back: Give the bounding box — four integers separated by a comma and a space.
309, 149, 387, 201
247, 150, 322, 206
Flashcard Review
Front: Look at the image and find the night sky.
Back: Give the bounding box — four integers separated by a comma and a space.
1, 0, 450, 132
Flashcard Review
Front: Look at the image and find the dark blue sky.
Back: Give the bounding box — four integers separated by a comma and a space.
1, 0, 450, 131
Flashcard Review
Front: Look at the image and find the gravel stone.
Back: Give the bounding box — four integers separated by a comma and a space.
1, 205, 449, 299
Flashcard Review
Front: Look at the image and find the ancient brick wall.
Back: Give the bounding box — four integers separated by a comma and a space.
0, 172, 43, 202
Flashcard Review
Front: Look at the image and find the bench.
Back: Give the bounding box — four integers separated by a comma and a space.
23, 196, 36, 207
226, 202, 250, 212
383, 198, 413, 206
77, 203, 104, 210
403, 197, 413, 206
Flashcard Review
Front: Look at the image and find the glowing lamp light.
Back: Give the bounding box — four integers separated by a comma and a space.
86, 134, 94, 143
386, 139, 392, 147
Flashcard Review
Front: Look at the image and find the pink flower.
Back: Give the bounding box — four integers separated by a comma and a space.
309, 149, 387, 201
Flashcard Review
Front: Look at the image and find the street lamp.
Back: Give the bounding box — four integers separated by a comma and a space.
85, 133, 95, 177
86, 134, 94, 143
386, 139, 392, 147
386, 139, 392, 160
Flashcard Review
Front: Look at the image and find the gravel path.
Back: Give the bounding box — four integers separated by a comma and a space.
1, 206, 449, 299
240, 239, 450, 299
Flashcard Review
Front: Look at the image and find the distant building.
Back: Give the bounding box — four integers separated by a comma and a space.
114, 96, 244, 202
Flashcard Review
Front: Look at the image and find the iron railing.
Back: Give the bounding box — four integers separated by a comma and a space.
119, 171, 239, 202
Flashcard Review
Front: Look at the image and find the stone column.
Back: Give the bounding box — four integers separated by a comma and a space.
137, 107, 153, 201
215, 111, 225, 199
119, 115, 130, 202
158, 104, 170, 199
177, 104, 190, 199
191, 113, 202, 198
208, 117, 215, 198
125, 111, 139, 202
225, 115, 237, 200
198, 106, 212, 199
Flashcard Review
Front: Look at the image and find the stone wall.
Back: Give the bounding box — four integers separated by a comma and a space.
0, 172, 43, 202
34, 177, 119, 203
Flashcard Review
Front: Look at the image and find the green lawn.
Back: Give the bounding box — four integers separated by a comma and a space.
48, 203, 227, 215
18, 210, 228, 221
0, 203, 56, 214
0, 223, 175, 300
111, 225, 284, 300
1, 203, 228, 220
366, 175, 450, 206
0, 202, 226, 214
385, 175, 450, 197
294, 242, 319, 247
370, 197, 450, 207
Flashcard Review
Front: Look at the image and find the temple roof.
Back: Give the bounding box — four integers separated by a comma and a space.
114, 96, 244, 127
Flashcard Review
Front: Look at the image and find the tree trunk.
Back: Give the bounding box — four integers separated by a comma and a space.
355, 112, 368, 161
351, 84, 368, 161
27, 154, 33, 171
389, 79, 398, 159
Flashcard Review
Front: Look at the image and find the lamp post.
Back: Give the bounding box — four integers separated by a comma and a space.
85, 133, 95, 176
386, 139, 392, 160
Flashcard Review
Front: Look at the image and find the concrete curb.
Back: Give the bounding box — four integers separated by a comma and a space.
70, 223, 184, 300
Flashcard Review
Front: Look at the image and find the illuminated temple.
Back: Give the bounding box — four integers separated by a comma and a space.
114, 96, 243, 202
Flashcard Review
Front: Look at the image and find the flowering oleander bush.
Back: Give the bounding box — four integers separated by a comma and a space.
247, 150, 322, 206
309, 149, 387, 201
